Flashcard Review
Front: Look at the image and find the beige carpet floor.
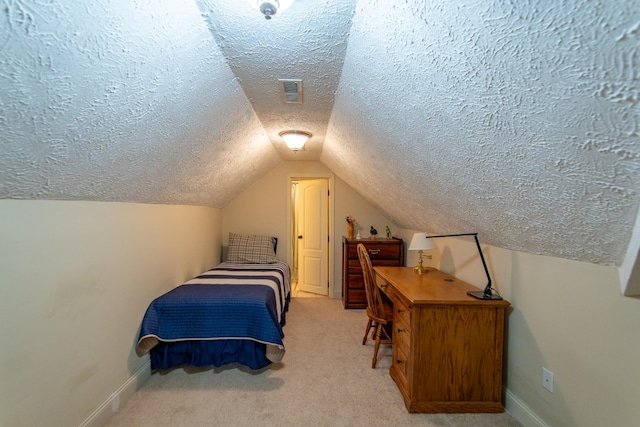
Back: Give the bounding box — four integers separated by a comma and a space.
104, 294, 522, 427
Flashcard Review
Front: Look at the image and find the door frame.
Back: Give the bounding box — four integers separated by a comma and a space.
287, 173, 335, 297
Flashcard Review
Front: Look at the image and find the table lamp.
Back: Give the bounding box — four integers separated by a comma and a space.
423, 233, 503, 300
408, 232, 436, 274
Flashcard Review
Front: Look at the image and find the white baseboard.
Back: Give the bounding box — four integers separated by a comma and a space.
81, 365, 543, 427
505, 388, 549, 427
78, 360, 151, 427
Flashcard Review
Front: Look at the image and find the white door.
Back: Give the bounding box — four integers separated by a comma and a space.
297, 179, 329, 295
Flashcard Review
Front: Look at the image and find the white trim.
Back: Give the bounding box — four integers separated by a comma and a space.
286, 173, 335, 298
78, 360, 151, 427
504, 388, 550, 427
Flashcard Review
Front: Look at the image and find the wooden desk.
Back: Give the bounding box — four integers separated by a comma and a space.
374, 266, 510, 413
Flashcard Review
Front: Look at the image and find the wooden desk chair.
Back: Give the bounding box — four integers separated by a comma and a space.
357, 243, 394, 368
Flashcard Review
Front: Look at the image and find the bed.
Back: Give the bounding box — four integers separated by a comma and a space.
136, 233, 291, 371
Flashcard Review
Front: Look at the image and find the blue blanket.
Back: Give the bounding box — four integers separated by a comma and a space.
136, 283, 285, 370
196, 261, 291, 324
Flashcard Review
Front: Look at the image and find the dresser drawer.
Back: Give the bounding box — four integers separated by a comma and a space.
347, 243, 401, 261
348, 259, 400, 273
346, 289, 366, 305
347, 273, 364, 289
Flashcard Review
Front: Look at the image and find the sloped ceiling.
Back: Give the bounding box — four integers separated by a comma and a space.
0, 0, 639, 269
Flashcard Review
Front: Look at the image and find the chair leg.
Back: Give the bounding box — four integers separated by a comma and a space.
362, 319, 374, 345
372, 323, 383, 368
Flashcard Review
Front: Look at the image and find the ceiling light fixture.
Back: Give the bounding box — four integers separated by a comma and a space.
279, 130, 311, 151
249, 0, 295, 20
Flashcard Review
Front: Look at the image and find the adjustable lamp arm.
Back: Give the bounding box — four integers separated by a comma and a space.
424, 233, 502, 300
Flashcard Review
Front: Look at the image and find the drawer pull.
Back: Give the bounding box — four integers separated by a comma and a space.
369, 249, 380, 255
397, 308, 403, 313
396, 359, 404, 365
397, 328, 403, 333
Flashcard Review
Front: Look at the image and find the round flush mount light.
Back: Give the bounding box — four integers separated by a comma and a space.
279, 130, 311, 151
248, 0, 295, 19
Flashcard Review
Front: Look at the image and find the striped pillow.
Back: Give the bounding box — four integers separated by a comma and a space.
227, 232, 278, 264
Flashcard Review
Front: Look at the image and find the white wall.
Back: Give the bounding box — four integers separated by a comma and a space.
7, 184, 634, 427
0, 200, 222, 427
395, 228, 640, 427
222, 161, 399, 298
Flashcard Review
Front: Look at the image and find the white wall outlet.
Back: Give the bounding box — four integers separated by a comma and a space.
542, 367, 554, 393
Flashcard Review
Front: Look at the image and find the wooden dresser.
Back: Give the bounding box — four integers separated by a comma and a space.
341, 237, 404, 309
374, 266, 510, 413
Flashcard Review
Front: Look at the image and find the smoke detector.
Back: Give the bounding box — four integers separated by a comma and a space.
249, 0, 295, 20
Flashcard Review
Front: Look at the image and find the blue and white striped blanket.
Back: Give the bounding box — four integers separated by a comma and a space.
194, 261, 291, 324
136, 262, 290, 366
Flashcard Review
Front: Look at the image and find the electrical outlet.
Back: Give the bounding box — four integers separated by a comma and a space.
542, 367, 554, 393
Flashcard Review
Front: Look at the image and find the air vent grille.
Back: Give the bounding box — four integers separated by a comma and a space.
278, 78, 303, 104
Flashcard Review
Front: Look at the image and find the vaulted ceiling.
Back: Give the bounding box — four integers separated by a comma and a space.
1, 0, 639, 269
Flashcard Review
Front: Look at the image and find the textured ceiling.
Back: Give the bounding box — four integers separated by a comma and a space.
197, 0, 356, 160
0, 0, 281, 207
0, 0, 639, 268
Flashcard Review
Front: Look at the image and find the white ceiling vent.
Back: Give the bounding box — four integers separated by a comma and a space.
278, 78, 303, 104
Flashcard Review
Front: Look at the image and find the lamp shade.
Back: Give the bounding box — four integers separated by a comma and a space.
280, 130, 311, 150
408, 232, 437, 251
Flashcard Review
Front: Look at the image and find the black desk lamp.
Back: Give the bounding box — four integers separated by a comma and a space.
424, 233, 503, 300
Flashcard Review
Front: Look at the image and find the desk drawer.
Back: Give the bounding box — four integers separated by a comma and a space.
393, 339, 409, 383
376, 274, 393, 300
395, 321, 411, 355
394, 297, 411, 329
